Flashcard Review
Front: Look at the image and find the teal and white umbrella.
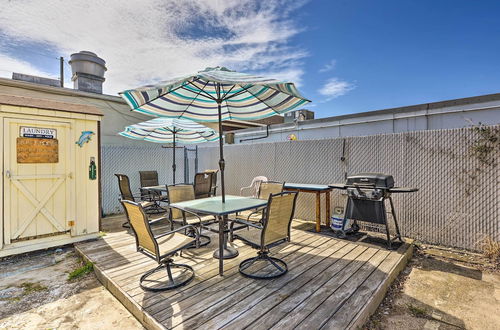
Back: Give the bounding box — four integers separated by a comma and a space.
120, 66, 310, 202
119, 117, 218, 184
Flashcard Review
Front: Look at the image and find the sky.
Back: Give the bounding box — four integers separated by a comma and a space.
0, 0, 499, 118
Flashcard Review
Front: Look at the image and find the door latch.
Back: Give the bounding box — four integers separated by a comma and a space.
5, 170, 10, 178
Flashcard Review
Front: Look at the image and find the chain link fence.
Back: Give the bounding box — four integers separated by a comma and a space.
195, 125, 499, 250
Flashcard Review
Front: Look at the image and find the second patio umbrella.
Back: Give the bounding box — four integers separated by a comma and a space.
120, 66, 310, 202
119, 117, 218, 184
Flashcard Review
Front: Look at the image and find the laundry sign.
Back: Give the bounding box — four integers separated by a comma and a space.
20, 126, 57, 139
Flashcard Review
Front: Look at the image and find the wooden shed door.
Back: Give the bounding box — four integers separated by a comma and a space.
3, 118, 74, 244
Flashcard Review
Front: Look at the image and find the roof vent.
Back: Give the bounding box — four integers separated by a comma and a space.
69, 51, 107, 93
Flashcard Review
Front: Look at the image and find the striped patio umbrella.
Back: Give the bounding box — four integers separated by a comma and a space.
119, 117, 218, 184
120, 66, 310, 202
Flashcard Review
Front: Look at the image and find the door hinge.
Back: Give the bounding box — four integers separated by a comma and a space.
5, 170, 11, 178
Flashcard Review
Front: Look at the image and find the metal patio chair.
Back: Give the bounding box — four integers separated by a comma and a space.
167, 185, 217, 247
139, 170, 168, 213
121, 200, 199, 291
231, 191, 299, 279
203, 169, 219, 196
115, 173, 157, 228
194, 172, 214, 199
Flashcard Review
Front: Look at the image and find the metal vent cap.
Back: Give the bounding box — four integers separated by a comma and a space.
69, 51, 107, 77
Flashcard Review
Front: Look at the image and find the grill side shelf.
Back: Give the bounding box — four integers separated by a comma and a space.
329, 183, 348, 190
388, 187, 419, 193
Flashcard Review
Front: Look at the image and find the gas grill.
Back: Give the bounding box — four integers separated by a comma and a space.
330, 173, 418, 249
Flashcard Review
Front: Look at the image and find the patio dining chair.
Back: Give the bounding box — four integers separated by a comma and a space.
230, 191, 299, 279
203, 169, 219, 196
194, 172, 214, 199
139, 170, 168, 212
121, 200, 199, 291
115, 173, 157, 228
234, 181, 285, 223
167, 185, 217, 247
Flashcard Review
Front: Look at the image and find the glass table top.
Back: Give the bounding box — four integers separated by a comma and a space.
169, 195, 267, 216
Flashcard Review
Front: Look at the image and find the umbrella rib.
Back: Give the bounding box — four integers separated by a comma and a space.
186, 80, 217, 101
221, 85, 235, 100
219, 83, 232, 120
178, 80, 211, 118
224, 83, 311, 103
234, 85, 281, 116
222, 85, 252, 101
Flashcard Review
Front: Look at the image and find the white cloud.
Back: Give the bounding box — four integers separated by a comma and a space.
319, 59, 336, 73
318, 77, 355, 101
0, 0, 309, 94
0, 53, 56, 79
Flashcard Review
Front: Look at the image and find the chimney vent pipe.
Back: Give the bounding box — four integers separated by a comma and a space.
69, 51, 107, 93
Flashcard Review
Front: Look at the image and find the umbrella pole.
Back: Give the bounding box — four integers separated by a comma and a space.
172, 131, 176, 185
217, 101, 225, 203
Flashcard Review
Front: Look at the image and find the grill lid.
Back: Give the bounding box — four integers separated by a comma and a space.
346, 173, 394, 189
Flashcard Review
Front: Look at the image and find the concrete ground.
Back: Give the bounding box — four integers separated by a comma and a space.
363, 244, 500, 330
0, 244, 143, 329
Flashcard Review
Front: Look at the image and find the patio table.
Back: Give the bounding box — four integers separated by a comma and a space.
283, 183, 333, 232
141, 185, 168, 193
169, 195, 267, 276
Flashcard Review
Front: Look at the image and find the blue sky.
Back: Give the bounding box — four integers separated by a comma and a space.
0, 0, 499, 118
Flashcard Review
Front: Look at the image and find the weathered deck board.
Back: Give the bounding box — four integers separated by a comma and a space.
75, 219, 413, 330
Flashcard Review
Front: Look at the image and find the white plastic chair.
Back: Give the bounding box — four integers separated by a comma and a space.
240, 176, 268, 198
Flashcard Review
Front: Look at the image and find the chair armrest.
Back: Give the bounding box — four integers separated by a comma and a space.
155, 224, 200, 249
155, 224, 199, 239
118, 193, 144, 202
232, 218, 263, 229
168, 206, 203, 221
246, 208, 266, 221
240, 186, 253, 196
148, 216, 170, 225
168, 206, 215, 224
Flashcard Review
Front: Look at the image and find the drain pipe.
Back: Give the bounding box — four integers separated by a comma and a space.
239, 125, 270, 143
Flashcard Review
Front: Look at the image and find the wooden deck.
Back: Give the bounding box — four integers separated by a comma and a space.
75, 216, 413, 330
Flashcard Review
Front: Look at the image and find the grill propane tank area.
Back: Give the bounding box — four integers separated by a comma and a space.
330, 173, 418, 249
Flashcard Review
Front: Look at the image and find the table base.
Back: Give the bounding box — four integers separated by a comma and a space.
213, 246, 239, 259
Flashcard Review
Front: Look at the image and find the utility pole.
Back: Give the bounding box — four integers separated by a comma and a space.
59, 56, 64, 87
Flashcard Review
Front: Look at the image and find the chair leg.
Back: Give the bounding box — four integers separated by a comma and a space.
239, 250, 288, 279
140, 260, 194, 292
186, 227, 210, 248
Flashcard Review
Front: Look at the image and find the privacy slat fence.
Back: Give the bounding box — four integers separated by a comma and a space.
196, 126, 499, 251
101, 126, 498, 250
101, 145, 185, 215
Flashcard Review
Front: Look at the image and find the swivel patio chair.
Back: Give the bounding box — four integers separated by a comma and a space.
115, 173, 157, 228
194, 172, 214, 199
139, 170, 168, 213
231, 191, 299, 279
121, 200, 199, 291
167, 185, 217, 247
203, 169, 219, 196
